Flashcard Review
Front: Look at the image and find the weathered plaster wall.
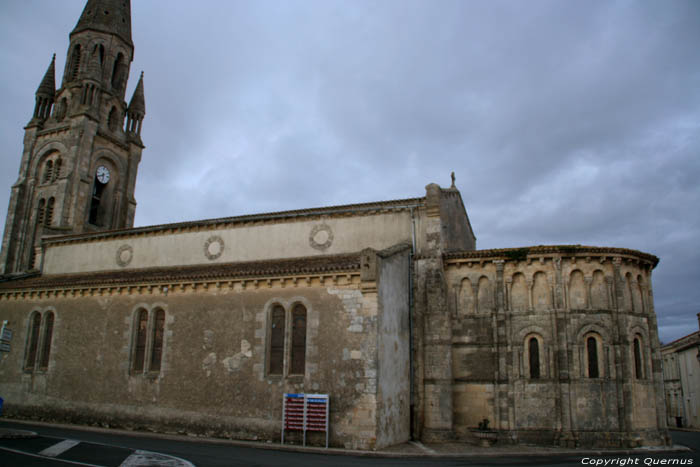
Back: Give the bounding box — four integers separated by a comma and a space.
375, 246, 411, 448
0, 277, 383, 449
43, 211, 414, 274
662, 326, 700, 429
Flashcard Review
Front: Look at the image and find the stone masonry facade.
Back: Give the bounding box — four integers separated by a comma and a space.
0, 0, 670, 451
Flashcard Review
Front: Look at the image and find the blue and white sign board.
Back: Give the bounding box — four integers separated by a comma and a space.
282, 393, 330, 448
0, 320, 11, 353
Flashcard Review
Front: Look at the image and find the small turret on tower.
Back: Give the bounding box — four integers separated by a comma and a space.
126, 72, 146, 140
30, 54, 56, 124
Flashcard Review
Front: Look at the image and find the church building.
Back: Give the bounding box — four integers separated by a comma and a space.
0, 0, 670, 450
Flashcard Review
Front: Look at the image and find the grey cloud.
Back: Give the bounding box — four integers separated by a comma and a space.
1, 0, 699, 343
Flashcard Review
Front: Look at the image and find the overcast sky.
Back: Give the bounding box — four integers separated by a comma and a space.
1, 1, 698, 344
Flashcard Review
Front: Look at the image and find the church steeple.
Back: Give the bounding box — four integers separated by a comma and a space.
31, 54, 56, 123
71, 0, 132, 46
1, 0, 145, 275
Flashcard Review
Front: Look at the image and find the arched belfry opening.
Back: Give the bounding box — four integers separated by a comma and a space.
111, 53, 124, 90
88, 163, 115, 227
69, 44, 82, 81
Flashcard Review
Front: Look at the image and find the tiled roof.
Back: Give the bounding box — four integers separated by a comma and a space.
443, 245, 659, 267
45, 197, 425, 245
0, 253, 361, 290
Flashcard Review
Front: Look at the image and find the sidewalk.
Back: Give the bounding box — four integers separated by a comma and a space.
0, 419, 691, 459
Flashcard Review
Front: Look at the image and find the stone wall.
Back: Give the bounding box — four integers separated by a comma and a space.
0, 263, 390, 449
42, 210, 415, 275
434, 245, 669, 447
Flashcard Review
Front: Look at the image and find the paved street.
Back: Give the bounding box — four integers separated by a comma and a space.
0, 420, 698, 467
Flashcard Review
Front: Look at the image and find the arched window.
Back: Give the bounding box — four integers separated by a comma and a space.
43, 160, 53, 183
89, 169, 108, 226
477, 276, 493, 312
24, 313, 41, 371
69, 44, 81, 80
633, 336, 643, 379
290, 304, 307, 375
45, 197, 55, 226
569, 270, 587, 309
56, 98, 68, 121
39, 312, 55, 369
459, 278, 475, 315
529, 337, 540, 379
108, 107, 119, 131
587, 336, 599, 378
132, 309, 148, 373
53, 158, 62, 181
37, 198, 46, 225
269, 305, 285, 375
111, 53, 124, 89
95, 43, 105, 65
150, 309, 165, 372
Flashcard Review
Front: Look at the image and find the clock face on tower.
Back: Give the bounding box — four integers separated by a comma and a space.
96, 165, 110, 184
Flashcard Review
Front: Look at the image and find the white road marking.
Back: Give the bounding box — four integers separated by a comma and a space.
120, 450, 195, 467
39, 439, 81, 457
0, 445, 104, 466
409, 440, 437, 454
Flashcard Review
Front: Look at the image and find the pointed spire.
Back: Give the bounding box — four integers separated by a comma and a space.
127, 71, 145, 115
72, 0, 132, 46
126, 71, 145, 138
36, 54, 56, 98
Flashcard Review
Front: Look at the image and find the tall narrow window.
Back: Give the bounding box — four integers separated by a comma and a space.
53, 158, 62, 181
587, 337, 599, 378
39, 312, 54, 369
43, 160, 53, 183
95, 44, 105, 65
111, 53, 124, 89
69, 45, 81, 80
633, 337, 643, 379
150, 309, 165, 372
45, 198, 55, 226
529, 337, 540, 379
290, 304, 307, 375
269, 305, 285, 375
89, 177, 106, 225
37, 199, 46, 225
25, 313, 41, 371
108, 107, 119, 131
132, 309, 147, 372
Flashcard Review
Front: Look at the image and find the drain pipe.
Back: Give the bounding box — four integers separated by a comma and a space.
408, 206, 416, 439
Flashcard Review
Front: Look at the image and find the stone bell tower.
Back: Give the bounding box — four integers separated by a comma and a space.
0, 0, 145, 275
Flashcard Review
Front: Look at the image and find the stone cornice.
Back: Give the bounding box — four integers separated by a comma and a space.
43, 197, 425, 246
0, 253, 361, 299
442, 245, 659, 268
662, 331, 700, 353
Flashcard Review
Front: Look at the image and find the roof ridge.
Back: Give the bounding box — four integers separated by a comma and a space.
45, 196, 425, 244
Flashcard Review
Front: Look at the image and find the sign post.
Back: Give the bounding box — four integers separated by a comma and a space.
0, 320, 11, 353
282, 393, 330, 448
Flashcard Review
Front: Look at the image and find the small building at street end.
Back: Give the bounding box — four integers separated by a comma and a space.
662, 314, 700, 429
0, 0, 671, 450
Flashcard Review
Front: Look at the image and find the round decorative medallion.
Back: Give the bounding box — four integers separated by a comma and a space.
204, 235, 225, 260
309, 224, 333, 251
116, 244, 133, 267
